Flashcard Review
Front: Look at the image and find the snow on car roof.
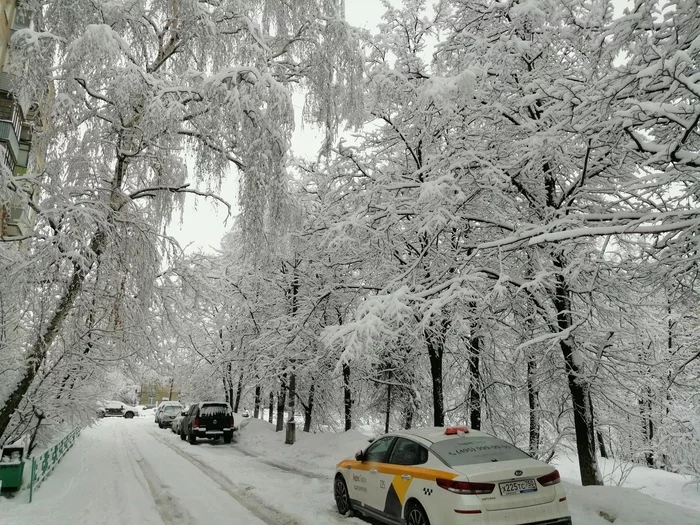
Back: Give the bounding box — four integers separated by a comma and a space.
392, 426, 490, 444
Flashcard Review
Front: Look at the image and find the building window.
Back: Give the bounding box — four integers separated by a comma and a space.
0, 142, 13, 171
148, 395, 155, 405
13, 6, 33, 30
0, 95, 21, 137
0, 96, 14, 121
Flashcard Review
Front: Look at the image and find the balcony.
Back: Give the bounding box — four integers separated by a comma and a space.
4, 201, 32, 237
0, 72, 15, 93
0, 120, 19, 166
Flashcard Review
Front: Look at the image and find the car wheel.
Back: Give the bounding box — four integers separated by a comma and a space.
334, 475, 352, 516
405, 501, 430, 525
124, 412, 134, 419
188, 431, 197, 445
180, 431, 186, 441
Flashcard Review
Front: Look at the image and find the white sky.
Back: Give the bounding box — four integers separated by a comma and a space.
170, 0, 631, 253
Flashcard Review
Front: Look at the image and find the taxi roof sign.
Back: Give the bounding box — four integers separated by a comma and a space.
445, 426, 469, 435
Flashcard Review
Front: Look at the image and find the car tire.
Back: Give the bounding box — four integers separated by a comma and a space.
180, 431, 186, 441
224, 435, 232, 444
334, 475, 353, 516
124, 412, 134, 419
188, 431, 197, 445
405, 501, 430, 525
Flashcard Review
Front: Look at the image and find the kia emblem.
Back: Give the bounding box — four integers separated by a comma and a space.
514, 470, 523, 476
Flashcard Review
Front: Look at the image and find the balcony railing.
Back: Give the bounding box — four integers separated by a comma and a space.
0, 121, 20, 164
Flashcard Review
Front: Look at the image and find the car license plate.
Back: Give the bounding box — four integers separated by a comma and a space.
499, 479, 537, 496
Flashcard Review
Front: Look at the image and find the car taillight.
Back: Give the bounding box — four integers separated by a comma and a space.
229, 416, 234, 428
537, 470, 561, 487
194, 417, 200, 427
436, 478, 494, 495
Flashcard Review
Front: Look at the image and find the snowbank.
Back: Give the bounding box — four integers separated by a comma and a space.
235, 418, 700, 525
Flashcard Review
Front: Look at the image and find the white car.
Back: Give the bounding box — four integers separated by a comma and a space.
97, 401, 139, 419
334, 426, 571, 525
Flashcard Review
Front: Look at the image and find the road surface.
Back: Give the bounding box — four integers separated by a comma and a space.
1, 418, 360, 525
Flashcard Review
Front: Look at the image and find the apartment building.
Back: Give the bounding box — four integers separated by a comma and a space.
0, 0, 35, 238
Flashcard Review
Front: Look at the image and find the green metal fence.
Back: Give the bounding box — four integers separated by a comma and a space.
29, 427, 80, 503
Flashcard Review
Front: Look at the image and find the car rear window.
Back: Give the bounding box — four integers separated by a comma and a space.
200, 405, 231, 417
430, 436, 530, 467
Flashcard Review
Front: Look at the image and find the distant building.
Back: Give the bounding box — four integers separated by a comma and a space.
139, 382, 181, 406
0, 0, 44, 238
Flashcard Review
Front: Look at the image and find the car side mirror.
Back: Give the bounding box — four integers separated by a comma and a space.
355, 450, 366, 462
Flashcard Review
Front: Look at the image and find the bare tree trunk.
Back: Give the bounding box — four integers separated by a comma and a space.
254, 384, 261, 418
276, 375, 286, 432
553, 262, 602, 486
384, 382, 392, 434
222, 376, 230, 405
639, 389, 655, 467
426, 318, 449, 427
467, 324, 482, 430
285, 372, 296, 444
233, 369, 243, 412
597, 430, 609, 459
0, 230, 107, 441
268, 391, 274, 424
527, 354, 540, 456
343, 362, 352, 431
303, 381, 315, 432
27, 414, 45, 455
403, 391, 414, 430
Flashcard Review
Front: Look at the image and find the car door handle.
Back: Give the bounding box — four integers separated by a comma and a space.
401, 474, 412, 480
370, 468, 378, 474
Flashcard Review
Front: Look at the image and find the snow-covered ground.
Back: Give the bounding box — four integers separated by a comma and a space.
2, 416, 700, 525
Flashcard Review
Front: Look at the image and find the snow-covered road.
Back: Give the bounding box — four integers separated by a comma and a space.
1, 418, 361, 525
4, 416, 700, 525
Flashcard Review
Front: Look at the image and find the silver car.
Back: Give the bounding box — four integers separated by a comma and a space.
155, 401, 183, 426
171, 408, 189, 434
157, 404, 183, 428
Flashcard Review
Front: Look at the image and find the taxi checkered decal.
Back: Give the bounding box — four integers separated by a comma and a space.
422, 488, 433, 496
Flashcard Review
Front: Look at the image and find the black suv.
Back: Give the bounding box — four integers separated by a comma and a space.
181, 402, 234, 445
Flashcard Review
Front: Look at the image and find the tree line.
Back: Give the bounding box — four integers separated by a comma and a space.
1, 0, 699, 487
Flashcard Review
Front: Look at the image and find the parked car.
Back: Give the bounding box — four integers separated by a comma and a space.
171, 408, 189, 434
180, 402, 234, 445
158, 404, 183, 428
155, 401, 183, 425
334, 426, 571, 525
97, 401, 139, 419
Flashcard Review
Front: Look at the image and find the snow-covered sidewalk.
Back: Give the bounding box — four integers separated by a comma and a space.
3, 416, 700, 525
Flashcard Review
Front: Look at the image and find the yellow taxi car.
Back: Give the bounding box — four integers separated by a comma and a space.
334, 426, 571, 525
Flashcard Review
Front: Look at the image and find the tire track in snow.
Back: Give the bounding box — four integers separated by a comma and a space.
230, 443, 330, 481
121, 427, 198, 525
150, 431, 316, 525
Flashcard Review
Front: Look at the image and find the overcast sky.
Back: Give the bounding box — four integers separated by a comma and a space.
170, 0, 632, 253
